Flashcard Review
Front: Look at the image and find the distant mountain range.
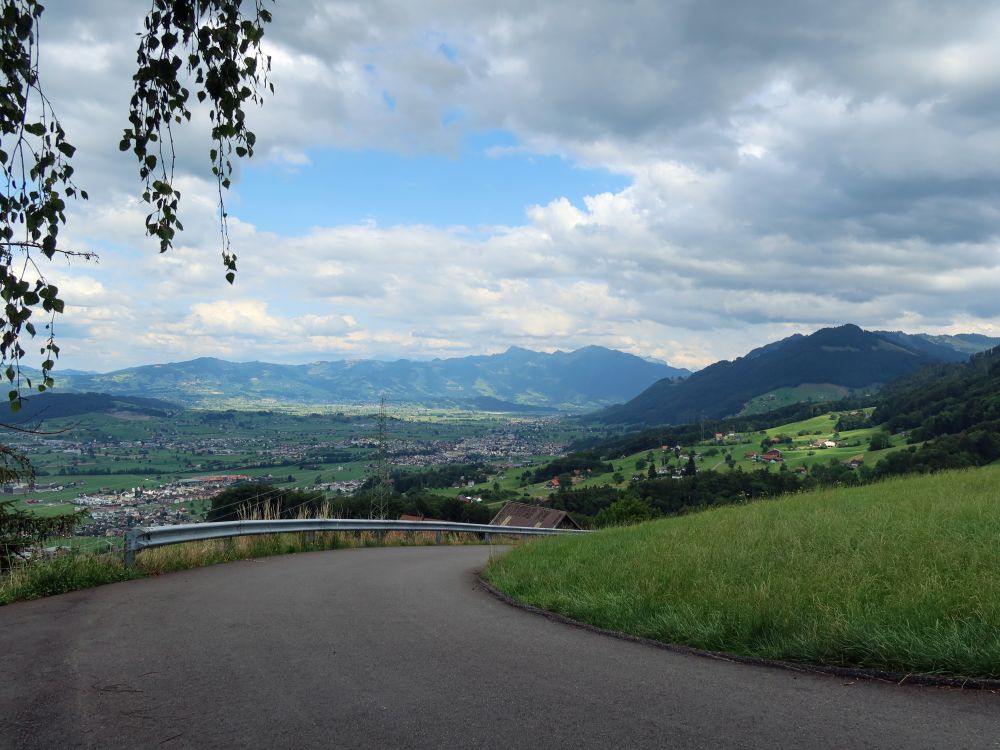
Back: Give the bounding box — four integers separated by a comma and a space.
599, 325, 1000, 425
41, 346, 690, 411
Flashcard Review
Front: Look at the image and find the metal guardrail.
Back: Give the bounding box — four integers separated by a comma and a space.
122, 518, 586, 566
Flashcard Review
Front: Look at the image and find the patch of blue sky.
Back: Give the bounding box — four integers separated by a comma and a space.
441, 107, 462, 126
231, 130, 630, 233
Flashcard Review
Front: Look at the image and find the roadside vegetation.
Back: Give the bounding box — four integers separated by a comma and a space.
485, 464, 1000, 679
1, 527, 495, 606
1, 478, 512, 606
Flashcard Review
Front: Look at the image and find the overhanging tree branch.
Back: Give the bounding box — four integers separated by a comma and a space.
0, 0, 274, 407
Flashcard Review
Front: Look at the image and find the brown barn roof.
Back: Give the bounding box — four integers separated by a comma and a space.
489, 501, 581, 530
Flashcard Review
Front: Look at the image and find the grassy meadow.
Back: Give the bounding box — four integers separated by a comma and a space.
485, 463, 1000, 678
738, 383, 854, 415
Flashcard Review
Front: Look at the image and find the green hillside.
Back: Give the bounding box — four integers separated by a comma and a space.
737, 383, 852, 415
599, 324, 992, 425
486, 464, 1000, 679
568, 409, 904, 485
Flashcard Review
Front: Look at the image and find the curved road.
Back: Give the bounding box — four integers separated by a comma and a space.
2, 546, 998, 748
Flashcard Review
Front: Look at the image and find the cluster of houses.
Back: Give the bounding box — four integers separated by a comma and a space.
54, 474, 262, 537
744, 447, 865, 470
349, 427, 566, 468
745, 449, 786, 464
810, 439, 842, 449
4, 481, 73, 495
713, 432, 745, 443
543, 469, 593, 490
316, 478, 365, 495
631, 466, 685, 482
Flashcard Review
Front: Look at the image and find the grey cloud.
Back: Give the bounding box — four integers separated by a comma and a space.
22, 0, 1000, 371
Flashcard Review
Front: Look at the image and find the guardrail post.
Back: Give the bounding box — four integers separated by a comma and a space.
435, 530, 442, 545
123, 528, 138, 568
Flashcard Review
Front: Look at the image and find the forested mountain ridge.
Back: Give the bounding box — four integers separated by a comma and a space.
873, 345, 1000, 441
599, 325, 996, 425
874, 331, 1000, 361
4, 393, 178, 424
38, 346, 689, 411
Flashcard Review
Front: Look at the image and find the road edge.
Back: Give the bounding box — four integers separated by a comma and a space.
476, 573, 1000, 692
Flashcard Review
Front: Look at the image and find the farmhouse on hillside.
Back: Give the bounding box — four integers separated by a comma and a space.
811, 439, 839, 449
490, 501, 581, 530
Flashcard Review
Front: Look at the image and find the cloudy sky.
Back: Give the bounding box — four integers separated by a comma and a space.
26, 0, 1000, 372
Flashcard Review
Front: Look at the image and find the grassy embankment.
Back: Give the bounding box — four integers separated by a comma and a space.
485, 464, 1000, 678
0, 529, 493, 606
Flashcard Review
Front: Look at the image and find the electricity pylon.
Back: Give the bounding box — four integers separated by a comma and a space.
369, 396, 390, 520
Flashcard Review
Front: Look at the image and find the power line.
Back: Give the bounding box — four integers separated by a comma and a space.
369, 396, 390, 520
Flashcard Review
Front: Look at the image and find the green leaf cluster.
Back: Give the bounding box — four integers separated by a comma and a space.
0, 0, 87, 405
120, 0, 274, 280
1, 1, 274, 408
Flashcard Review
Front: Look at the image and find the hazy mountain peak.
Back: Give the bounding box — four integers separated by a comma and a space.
42, 346, 690, 411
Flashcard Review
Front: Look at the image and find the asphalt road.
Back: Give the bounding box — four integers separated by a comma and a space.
2, 545, 998, 749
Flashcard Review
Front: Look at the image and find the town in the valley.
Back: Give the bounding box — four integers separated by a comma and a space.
4, 410, 575, 541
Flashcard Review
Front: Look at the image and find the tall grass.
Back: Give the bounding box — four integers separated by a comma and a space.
1, 500, 497, 605
485, 465, 1000, 679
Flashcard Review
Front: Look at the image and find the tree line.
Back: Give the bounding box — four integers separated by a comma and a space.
205, 483, 494, 525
